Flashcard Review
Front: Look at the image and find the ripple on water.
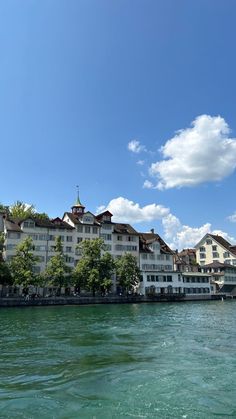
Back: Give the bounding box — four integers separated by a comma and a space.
0, 302, 236, 418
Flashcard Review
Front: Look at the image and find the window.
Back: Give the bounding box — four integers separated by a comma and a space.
102, 224, 112, 230
167, 276, 172, 282
104, 244, 112, 251
101, 233, 112, 241
59, 235, 64, 241
66, 236, 73, 242
85, 226, 91, 233
206, 239, 212, 245
212, 252, 219, 258
77, 225, 83, 232
84, 216, 93, 223
212, 245, 217, 251
49, 235, 55, 241
6, 244, 16, 250
77, 237, 83, 243
8, 232, 21, 239
200, 246, 206, 252
117, 235, 123, 241
66, 246, 72, 253
65, 256, 74, 263
28, 233, 38, 240
127, 236, 135, 242
200, 253, 206, 259
23, 221, 35, 228
35, 245, 46, 251
93, 227, 98, 234
142, 254, 148, 259
38, 234, 48, 241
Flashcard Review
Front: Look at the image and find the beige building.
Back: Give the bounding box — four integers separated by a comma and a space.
195, 234, 236, 267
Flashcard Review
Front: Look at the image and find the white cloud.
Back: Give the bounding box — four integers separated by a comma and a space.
148, 115, 236, 189
137, 160, 145, 165
97, 196, 236, 250
143, 180, 154, 189
128, 140, 146, 154
162, 214, 236, 250
96, 197, 169, 224
227, 212, 236, 223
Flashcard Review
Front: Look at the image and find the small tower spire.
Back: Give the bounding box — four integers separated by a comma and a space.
71, 186, 85, 215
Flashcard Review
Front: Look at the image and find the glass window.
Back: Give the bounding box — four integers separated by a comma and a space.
85, 226, 91, 233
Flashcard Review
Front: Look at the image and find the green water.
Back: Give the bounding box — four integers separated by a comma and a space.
0, 302, 236, 419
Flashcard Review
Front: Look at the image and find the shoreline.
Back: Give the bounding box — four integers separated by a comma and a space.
0, 293, 231, 308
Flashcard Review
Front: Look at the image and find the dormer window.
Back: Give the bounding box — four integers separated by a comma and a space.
23, 220, 35, 228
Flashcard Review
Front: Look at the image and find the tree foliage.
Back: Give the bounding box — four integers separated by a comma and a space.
9, 236, 39, 286
115, 253, 141, 293
74, 238, 115, 296
44, 236, 71, 289
10, 201, 36, 219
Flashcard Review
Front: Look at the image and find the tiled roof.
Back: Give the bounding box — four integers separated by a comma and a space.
208, 234, 233, 250
139, 232, 172, 254
64, 212, 100, 226
113, 223, 138, 235
5, 219, 22, 232
202, 261, 235, 269
5, 216, 74, 231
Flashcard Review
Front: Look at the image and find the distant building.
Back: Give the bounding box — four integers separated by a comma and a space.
195, 233, 236, 266
174, 248, 199, 272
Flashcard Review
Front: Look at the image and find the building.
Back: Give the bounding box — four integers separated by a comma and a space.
2, 215, 74, 273
201, 261, 236, 295
195, 233, 236, 266
174, 248, 199, 272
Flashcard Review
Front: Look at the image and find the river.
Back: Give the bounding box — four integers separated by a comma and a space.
0, 301, 236, 418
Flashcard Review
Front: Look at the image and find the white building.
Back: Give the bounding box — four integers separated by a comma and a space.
3, 215, 74, 273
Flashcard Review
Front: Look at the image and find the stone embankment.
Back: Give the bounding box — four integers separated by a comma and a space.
0, 294, 225, 307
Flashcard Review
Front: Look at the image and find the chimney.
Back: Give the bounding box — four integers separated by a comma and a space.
150, 228, 154, 234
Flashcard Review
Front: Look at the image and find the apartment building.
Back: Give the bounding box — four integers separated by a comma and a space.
195, 233, 236, 266
2, 215, 74, 273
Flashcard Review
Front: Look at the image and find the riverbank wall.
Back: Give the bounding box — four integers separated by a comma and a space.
0, 294, 228, 307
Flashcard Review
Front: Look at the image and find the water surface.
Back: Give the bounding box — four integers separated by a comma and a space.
0, 301, 236, 418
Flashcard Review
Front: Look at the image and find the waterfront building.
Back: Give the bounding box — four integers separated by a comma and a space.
2, 215, 74, 273
195, 233, 236, 266
1, 195, 224, 297
200, 261, 236, 295
182, 272, 211, 296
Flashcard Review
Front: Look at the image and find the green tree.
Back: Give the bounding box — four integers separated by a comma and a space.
115, 253, 141, 294
74, 238, 115, 296
9, 236, 39, 286
10, 201, 36, 218
0, 234, 12, 285
44, 236, 71, 291
0, 204, 9, 214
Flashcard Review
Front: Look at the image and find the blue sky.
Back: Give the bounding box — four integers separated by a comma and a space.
1, 0, 236, 249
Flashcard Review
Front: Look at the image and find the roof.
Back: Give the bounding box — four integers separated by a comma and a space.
5, 216, 74, 231
96, 210, 113, 219
139, 232, 173, 254
195, 233, 236, 255
208, 234, 233, 250
113, 223, 138, 235
138, 232, 173, 254
64, 212, 100, 226
202, 261, 235, 269
182, 272, 211, 277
